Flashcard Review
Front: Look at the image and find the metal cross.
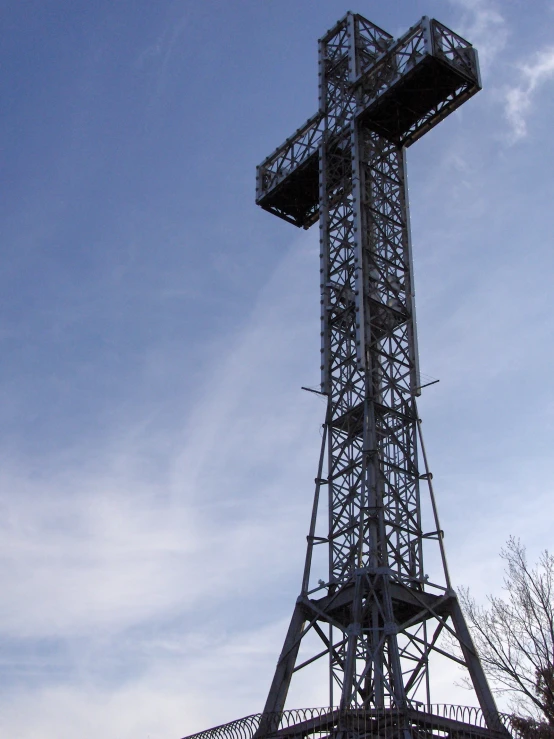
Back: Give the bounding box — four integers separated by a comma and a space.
256, 11, 498, 724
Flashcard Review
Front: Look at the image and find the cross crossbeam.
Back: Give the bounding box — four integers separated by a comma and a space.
256, 16, 480, 229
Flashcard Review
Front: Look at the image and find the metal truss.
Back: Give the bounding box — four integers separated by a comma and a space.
185, 11, 500, 739
254, 11, 499, 729
256, 17, 480, 228
256, 112, 324, 228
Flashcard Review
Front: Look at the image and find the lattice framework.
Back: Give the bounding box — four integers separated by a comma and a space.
184, 11, 504, 739
254, 12, 495, 721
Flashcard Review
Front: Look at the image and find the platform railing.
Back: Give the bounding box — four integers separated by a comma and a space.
431, 20, 479, 79
255, 112, 324, 202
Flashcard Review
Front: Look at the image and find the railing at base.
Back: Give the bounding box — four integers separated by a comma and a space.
181, 704, 527, 739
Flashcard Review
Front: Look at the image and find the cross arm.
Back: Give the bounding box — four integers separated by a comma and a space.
255, 16, 481, 230
255, 111, 324, 229
357, 17, 481, 147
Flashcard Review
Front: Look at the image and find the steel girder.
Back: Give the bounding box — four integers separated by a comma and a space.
255, 10, 497, 731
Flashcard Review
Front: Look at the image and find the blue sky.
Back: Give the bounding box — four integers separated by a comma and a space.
2, 0, 554, 736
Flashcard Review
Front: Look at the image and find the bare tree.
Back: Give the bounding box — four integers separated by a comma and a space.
459, 538, 554, 734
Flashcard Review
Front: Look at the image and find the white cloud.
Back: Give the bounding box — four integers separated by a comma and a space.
0, 619, 288, 739
0, 236, 321, 637
504, 46, 554, 141
447, 0, 509, 70
0, 470, 303, 639
0, 233, 337, 736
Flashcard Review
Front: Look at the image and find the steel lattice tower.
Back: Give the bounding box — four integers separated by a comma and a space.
182, 13, 507, 739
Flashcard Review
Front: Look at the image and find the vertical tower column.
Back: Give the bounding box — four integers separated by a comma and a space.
319, 15, 423, 708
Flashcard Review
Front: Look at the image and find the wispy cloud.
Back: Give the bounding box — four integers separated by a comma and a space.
0, 618, 288, 739
447, 0, 509, 70
504, 46, 554, 141
0, 236, 324, 735
134, 1, 190, 100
